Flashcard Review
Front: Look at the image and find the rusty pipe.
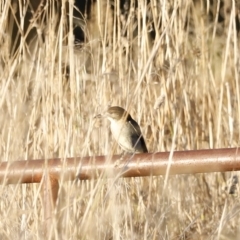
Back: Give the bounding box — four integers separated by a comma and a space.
0, 148, 239, 184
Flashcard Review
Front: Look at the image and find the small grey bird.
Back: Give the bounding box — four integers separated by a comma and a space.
97, 106, 148, 153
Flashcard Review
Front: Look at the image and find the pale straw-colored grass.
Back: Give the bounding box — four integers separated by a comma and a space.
0, 0, 240, 239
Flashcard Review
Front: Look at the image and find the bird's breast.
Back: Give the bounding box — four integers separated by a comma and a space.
110, 120, 139, 152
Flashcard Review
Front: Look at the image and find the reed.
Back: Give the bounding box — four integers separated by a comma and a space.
0, 0, 239, 239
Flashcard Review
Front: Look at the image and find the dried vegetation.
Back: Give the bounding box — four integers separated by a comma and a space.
0, 0, 240, 239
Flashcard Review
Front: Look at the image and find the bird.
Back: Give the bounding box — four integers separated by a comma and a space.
96, 106, 148, 153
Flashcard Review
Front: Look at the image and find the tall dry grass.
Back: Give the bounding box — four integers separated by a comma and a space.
0, 0, 240, 239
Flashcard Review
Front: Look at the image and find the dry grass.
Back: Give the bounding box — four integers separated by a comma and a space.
0, 0, 240, 239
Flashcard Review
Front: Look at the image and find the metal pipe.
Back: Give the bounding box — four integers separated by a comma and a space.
0, 148, 239, 184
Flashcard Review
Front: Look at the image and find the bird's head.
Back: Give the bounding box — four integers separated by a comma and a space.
105, 106, 131, 122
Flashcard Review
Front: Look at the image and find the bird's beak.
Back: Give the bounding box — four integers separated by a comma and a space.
94, 113, 103, 119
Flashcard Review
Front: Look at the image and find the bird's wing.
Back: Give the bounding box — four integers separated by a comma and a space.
128, 119, 142, 136
128, 119, 148, 152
